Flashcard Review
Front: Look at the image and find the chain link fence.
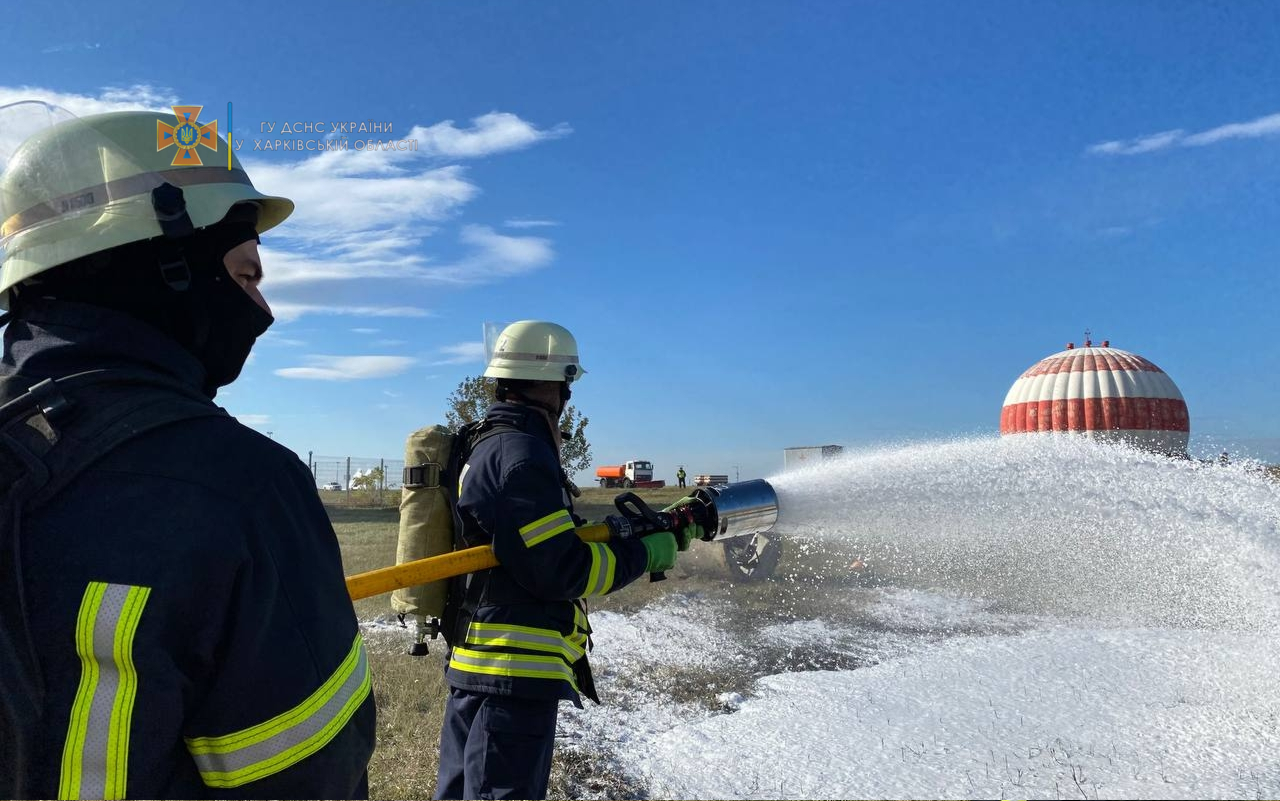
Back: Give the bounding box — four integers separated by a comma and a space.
309, 454, 405, 506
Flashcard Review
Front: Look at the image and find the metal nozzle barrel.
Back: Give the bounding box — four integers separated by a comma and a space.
690, 478, 779, 541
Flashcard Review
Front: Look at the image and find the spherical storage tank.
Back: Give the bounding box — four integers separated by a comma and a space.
1000, 340, 1189, 456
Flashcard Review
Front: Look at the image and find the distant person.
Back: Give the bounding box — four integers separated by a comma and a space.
0, 107, 374, 798
677, 465, 687, 488
434, 320, 698, 800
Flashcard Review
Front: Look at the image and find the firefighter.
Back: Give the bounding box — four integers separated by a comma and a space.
677, 465, 687, 488
0, 108, 375, 798
434, 320, 691, 800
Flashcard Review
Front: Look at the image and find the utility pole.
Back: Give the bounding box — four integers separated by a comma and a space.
733, 465, 740, 482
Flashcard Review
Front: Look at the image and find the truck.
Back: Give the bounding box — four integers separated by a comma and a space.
595, 460, 666, 489
783, 445, 845, 471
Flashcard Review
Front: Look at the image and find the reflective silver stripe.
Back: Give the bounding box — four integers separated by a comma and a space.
493, 351, 579, 364
466, 622, 584, 661
519, 510, 574, 548
186, 635, 371, 789
449, 647, 576, 683
583, 542, 616, 597
3, 168, 252, 238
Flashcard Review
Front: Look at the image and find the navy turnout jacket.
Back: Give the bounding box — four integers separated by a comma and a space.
0, 300, 375, 799
445, 402, 650, 705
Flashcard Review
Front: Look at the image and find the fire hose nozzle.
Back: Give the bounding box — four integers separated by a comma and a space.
689, 478, 779, 542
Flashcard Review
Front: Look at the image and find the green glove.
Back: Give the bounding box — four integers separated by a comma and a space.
662, 498, 704, 552
641, 532, 678, 573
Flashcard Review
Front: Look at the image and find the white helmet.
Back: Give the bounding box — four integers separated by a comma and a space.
483, 320, 585, 384
0, 103, 293, 309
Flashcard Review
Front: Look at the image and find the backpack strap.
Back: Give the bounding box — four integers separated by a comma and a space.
439, 418, 523, 646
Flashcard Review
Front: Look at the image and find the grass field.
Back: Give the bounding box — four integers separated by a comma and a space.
329, 485, 747, 799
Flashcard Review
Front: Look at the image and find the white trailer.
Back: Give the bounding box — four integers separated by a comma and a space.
783, 445, 844, 471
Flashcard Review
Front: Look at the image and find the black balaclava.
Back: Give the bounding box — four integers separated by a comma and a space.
496, 378, 572, 421
20, 203, 271, 397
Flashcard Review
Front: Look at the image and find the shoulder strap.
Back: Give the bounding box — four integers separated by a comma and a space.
0, 369, 226, 510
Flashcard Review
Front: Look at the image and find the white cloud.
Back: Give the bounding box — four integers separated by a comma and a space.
245, 115, 562, 308
1087, 111, 1280, 156
416, 225, 554, 285
504, 218, 561, 229
261, 225, 552, 288
251, 162, 476, 238
1088, 129, 1185, 156
0, 83, 174, 116
40, 42, 102, 54
406, 112, 571, 159
258, 330, 306, 346
269, 303, 431, 323
351, 328, 379, 334
1182, 112, 1280, 146
236, 413, 271, 425
433, 341, 486, 365
274, 355, 417, 381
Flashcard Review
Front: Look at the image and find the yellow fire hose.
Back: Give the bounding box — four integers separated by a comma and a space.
345, 479, 782, 601
345, 523, 612, 601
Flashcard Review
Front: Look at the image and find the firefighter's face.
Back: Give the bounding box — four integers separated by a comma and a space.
223, 240, 269, 314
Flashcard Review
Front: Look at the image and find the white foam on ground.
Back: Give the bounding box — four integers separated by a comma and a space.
566, 437, 1280, 798
630, 627, 1280, 800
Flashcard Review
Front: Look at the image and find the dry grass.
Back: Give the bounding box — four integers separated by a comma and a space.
328, 501, 444, 799
364, 649, 448, 800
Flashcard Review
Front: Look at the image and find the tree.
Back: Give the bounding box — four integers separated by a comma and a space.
445, 375, 497, 432
558, 405, 593, 476
445, 376, 593, 477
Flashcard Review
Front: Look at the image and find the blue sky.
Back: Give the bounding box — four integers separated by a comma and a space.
4, 1, 1278, 481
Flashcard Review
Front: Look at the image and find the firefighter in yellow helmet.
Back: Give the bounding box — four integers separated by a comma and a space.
0, 104, 374, 798
434, 320, 691, 800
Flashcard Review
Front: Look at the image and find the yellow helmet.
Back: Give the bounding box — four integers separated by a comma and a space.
0, 104, 293, 309
483, 320, 585, 384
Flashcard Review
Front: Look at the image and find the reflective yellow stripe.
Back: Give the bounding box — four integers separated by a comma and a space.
518, 509, 574, 548
185, 634, 371, 789
581, 542, 616, 597
449, 646, 577, 686
466, 621, 585, 661
59, 582, 150, 801
568, 604, 590, 652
